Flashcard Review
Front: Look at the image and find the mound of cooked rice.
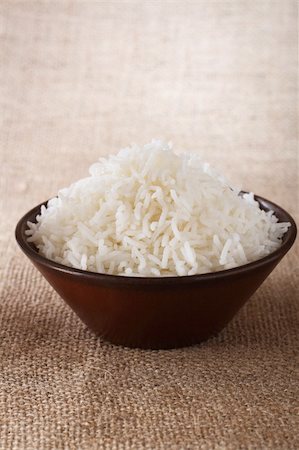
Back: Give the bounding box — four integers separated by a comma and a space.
26, 140, 290, 276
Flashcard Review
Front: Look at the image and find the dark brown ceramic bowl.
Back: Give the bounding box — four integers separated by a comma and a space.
15, 194, 296, 349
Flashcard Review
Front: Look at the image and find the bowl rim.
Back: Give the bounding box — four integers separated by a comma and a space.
15, 193, 297, 286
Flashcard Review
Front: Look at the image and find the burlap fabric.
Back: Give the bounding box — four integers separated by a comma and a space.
0, 1, 298, 449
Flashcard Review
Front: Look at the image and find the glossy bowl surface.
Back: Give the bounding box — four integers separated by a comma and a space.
15, 195, 297, 349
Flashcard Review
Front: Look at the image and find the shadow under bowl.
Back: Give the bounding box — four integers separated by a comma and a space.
15, 194, 297, 349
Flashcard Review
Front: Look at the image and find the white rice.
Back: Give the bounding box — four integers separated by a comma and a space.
26, 140, 291, 277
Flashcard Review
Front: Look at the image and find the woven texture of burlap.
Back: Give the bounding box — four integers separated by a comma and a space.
0, 1, 298, 449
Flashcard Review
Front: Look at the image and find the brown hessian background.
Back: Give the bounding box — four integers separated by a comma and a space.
0, 1, 298, 449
